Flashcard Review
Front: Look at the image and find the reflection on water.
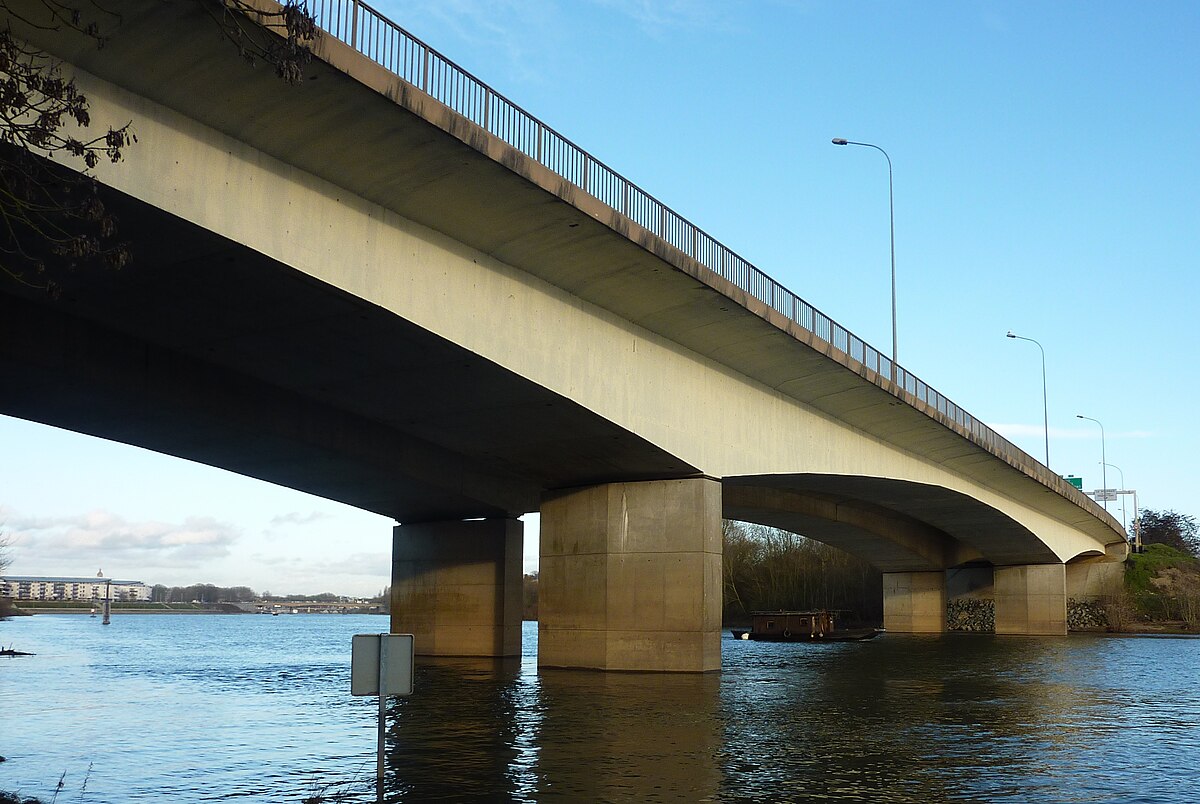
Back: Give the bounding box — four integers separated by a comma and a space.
2, 616, 1198, 802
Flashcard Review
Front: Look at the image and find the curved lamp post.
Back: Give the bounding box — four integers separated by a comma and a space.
1006, 331, 1049, 468
1076, 414, 1108, 512
832, 138, 897, 374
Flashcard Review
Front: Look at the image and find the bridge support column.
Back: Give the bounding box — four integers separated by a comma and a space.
994, 564, 1067, 635
538, 478, 722, 672
390, 518, 523, 656
883, 571, 946, 633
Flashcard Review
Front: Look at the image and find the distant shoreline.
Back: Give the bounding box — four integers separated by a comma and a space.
5, 604, 385, 616
16, 608, 237, 615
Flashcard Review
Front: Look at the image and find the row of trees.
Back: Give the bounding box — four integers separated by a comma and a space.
150, 584, 257, 603
513, 522, 882, 625
722, 521, 882, 625
1127, 510, 1200, 628
149, 585, 349, 604
1135, 509, 1199, 556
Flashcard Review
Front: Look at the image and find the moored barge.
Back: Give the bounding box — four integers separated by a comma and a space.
730, 610, 880, 642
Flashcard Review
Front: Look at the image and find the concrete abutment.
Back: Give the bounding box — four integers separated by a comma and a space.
538, 477, 723, 672
896, 563, 1073, 635
390, 518, 523, 656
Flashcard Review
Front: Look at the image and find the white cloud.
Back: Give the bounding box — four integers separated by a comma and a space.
317, 552, 392, 576
3, 509, 241, 571
268, 511, 332, 527
243, 551, 390, 597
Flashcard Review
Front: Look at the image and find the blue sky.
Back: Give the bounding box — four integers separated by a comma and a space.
3, 1, 1197, 595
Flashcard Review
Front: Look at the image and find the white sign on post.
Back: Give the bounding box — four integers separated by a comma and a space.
351, 633, 414, 697
352, 633, 415, 799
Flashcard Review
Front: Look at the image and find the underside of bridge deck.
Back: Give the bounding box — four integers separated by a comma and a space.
0, 168, 700, 523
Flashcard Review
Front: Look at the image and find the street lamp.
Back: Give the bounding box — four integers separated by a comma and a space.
832, 137, 897, 375
1006, 331, 1050, 468
1076, 414, 1108, 512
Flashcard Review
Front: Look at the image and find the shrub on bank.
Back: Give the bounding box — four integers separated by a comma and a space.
1125, 544, 1200, 623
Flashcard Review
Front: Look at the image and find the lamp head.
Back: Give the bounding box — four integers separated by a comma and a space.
1076, 414, 1085, 419
832, 138, 848, 145
1006, 331, 1016, 338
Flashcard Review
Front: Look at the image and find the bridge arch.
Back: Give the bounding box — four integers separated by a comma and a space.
722, 474, 1058, 572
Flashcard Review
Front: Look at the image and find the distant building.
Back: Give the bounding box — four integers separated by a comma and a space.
0, 576, 152, 602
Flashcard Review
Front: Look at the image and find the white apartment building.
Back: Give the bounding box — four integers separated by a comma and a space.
0, 576, 152, 602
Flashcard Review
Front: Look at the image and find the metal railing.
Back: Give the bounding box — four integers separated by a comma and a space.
305, 0, 1020, 462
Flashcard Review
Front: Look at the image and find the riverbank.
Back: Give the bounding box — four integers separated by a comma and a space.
3, 602, 239, 616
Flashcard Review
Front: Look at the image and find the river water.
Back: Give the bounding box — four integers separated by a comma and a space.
1, 614, 1197, 803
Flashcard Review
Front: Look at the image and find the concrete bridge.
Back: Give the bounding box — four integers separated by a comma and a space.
1, 0, 1126, 671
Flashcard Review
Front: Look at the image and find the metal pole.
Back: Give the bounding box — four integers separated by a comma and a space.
1132, 490, 1141, 551
377, 635, 387, 802
1103, 462, 1126, 531
832, 138, 897, 378
97, 569, 111, 625
1006, 331, 1050, 468
1076, 415, 1108, 512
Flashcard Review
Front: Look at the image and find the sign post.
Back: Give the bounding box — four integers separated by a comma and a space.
352, 633, 414, 801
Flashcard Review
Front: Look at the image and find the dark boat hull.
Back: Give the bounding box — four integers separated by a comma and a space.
730, 628, 880, 642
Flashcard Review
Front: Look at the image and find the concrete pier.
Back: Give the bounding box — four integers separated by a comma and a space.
883, 571, 947, 633
538, 478, 722, 672
391, 518, 523, 656
995, 564, 1067, 635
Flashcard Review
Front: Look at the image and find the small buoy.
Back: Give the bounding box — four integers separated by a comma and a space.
740, 632, 750, 640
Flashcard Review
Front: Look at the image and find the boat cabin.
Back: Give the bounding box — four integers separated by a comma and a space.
750, 610, 835, 639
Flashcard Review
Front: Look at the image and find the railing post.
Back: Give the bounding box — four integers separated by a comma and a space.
536, 122, 543, 163
350, 0, 358, 50
582, 153, 589, 194
422, 46, 430, 93
483, 88, 491, 132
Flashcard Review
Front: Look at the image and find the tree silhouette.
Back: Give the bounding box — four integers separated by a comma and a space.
1136, 509, 1199, 557
0, 0, 318, 295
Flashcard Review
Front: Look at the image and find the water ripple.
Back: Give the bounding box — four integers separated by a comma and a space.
2, 619, 1198, 802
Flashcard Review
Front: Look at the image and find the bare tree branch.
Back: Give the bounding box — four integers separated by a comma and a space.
0, 0, 318, 295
